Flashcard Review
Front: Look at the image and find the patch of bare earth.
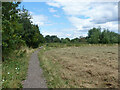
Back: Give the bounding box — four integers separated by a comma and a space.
44, 45, 118, 88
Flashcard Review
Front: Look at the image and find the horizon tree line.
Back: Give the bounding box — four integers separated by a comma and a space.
45, 27, 120, 44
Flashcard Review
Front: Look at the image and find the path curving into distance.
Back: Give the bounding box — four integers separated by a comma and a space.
23, 47, 47, 88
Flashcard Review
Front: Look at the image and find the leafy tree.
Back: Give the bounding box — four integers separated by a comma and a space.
71, 38, 79, 43
101, 29, 111, 44
109, 31, 118, 43
88, 27, 101, 44
18, 8, 45, 48
87, 27, 119, 44
2, 2, 25, 58
45, 35, 51, 43
2, 2, 45, 61
45, 35, 60, 43
51, 35, 60, 43
65, 38, 70, 42
61, 38, 70, 43
101, 30, 118, 44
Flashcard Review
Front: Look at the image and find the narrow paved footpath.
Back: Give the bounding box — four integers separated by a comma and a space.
23, 48, 47, 88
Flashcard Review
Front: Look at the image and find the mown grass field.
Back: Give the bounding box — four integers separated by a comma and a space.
39, 44, 118, 88
2, 47, 35, 88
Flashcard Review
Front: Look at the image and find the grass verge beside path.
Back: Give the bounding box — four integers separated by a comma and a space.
2, 47, 36, 88
38, 46, 68, 88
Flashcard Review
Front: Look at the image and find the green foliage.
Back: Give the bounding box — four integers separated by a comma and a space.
2, 2, 45, 60
51, 35, 60, 43
101, 30, 118, 44
45, 27, 119, 44
87, 27, 119, 44
45, 43, 89, 48
2, 49, 30, 88
45, 35, 51, 43
101, 29, 110, 44
45, 35, 60, 43
71, 38, 80, 43
2, 2, 25, 58
88, 27, 101, 44
18, 8, 45, 48
61, 38, 70, 43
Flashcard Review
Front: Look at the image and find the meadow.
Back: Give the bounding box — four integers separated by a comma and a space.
39, 44, 118, 88
2, 47, 35, 88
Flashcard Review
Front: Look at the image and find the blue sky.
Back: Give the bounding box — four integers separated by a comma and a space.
20, 1, 118, 39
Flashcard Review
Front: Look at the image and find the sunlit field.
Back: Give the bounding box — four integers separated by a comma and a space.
39, 44, 118, 88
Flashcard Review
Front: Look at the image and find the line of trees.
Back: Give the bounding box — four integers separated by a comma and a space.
45, 27, 120, 44
2, 2, 45, 59
87, 27, 120, 44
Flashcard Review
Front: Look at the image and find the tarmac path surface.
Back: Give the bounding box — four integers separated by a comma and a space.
23, 47, 47, 88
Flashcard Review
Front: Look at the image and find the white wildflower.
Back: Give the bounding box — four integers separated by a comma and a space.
8, 72, 10, 74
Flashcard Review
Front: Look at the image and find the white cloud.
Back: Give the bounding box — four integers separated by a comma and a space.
66, 34, 71, 37
53, 14, 60, 18
46, 2, 60, 8
68, 16, 118, 32
68, 16, 93, 30
88, 3, 118, 24
41, 28, 88, 39
41, 31, 64, 38
49, 8, 57, 12
98, 21, 118, 33
46, 1, 118, 33
72, 30, 88, 38
31, 14, 48, 26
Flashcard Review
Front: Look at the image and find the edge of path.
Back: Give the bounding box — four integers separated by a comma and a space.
22, 46, 48, 88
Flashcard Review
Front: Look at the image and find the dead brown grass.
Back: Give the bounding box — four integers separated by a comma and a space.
41, 45, 118, 88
